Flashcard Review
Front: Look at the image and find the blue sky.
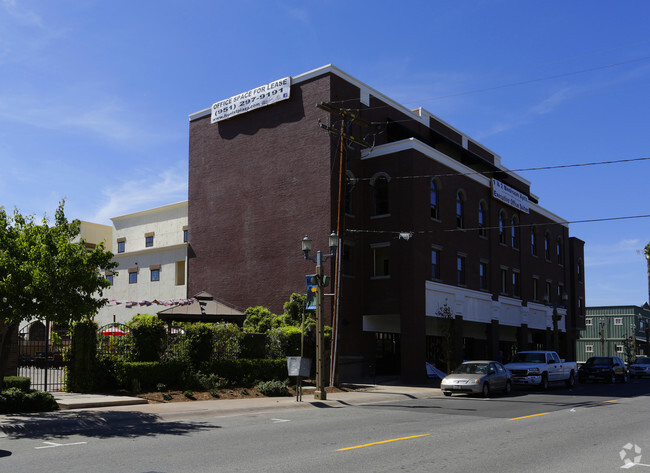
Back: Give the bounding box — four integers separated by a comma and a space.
1, 1, 649, 307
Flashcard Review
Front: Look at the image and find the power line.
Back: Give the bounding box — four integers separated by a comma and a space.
350, 156, 650, 182
345, 214, 650, 237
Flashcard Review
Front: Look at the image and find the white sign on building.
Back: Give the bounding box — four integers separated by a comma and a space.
492, 179, 530, 214
211, 77, 291, 123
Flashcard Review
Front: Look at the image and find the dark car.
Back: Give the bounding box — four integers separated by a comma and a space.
578, 356, 628, 384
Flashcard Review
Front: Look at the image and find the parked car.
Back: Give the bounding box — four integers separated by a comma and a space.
629, 356, 650, 378
440, 360, 512, 397
578, 356, 628, 384
505, 350, 577, 389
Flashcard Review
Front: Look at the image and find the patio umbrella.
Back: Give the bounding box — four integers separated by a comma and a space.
99, 326, 129, 336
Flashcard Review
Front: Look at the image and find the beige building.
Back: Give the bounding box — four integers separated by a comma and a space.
82, 201, 189, 326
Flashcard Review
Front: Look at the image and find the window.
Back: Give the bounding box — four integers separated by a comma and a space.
512, 271, 521, 297
372, 244, 390, 278
117, 238, 126, 253
616, 345, 624, 354
145, 234, 154, 247
183, 226, 189, 243
150, 267, 160, 282
586, 318, 593, 326
372, 174, 390, 216
531, 228, 537, 257
342, 243, 353, 276
106, 274, 114, 285
175, 261, 185, 286
532, 277, 539, 301
511, 215, 519, 249
430, 180, 439, 220
586, 345, 594, 353
545, 281, 552, 302
456, 191, 465, 229
614, 317, 623, 325
478, 201, 487, 238
498, 211, 507, 245
557, 237, 563, 265
457, 255, 466, 286
431, 248, 441, 280
577, 258, 583, 282
500, 268, 508, 294
345, 172, 356, 215
129, 270, 137, 284
479, 261, 488, 290
544, 232, 551, 261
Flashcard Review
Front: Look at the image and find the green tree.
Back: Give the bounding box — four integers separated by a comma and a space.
0, 201, 117, 388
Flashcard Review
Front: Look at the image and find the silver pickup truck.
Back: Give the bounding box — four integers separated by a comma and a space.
505, 351, 577, 389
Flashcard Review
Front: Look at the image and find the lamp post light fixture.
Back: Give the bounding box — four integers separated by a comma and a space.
301, 232, 338, 400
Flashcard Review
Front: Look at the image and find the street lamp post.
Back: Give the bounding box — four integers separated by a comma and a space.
302, 232, 338, 401
599, 318, 606, 356
631, 323, 637, 357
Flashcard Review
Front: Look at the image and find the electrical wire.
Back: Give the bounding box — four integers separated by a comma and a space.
348, 156, 650, 182
344, 214, 650, 237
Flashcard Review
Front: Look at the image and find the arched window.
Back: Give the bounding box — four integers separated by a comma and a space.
478, 201, 487, 238
371, 173, 390, 216
531, 227, 537, 256
511, 215, 520, 249
544, 232, 552, 260
456, 190, 466, 229
498, 210, 507, 245
344, 171, 356, 215
557, 237, 564, 265
430, 179, 439, 220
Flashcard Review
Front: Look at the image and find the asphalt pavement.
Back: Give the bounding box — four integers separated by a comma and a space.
0, 379, 443, 437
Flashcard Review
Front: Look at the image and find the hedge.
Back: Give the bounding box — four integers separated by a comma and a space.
3, 376, 31, 391
199, 359, 288, 386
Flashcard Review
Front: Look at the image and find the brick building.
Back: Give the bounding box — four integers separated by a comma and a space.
187, 65, 585, 383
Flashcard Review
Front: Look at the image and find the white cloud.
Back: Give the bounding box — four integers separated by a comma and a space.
2, 0, 43, 27
90, 165, 188, 224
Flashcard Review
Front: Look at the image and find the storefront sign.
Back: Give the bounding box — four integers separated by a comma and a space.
492, 179, 530, 214
211, 77, 291, 123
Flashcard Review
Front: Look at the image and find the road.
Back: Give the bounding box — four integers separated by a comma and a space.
2, 379, 650, 472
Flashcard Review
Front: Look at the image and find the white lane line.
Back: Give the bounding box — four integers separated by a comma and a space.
36, 441, 87, 449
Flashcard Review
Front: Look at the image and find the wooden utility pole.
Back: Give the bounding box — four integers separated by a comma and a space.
316, 103, 371, 386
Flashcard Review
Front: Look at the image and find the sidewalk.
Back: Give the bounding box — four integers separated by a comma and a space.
0, 380, 443, 437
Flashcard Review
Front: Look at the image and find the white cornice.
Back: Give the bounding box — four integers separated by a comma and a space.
364, 138, 567, 226
111, 201, 188, 222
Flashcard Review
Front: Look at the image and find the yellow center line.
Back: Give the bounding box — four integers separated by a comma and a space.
338, 434, 430, 451
509, 412, 551, 421
597, 399, 618, 404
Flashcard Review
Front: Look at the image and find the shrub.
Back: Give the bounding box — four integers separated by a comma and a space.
240, 333, 267, 359
183, 390, 194, 399
113, 360, 188, 391
67, 319, 99, 392
255, 380, 290, 397
3, 376, 30, 391
213, 323, 242, 359
128, 314, 167, 362
162, 393, 173, 401
266, 325, 303, 358
156, 383, 167, 392
199, 359, 288, 386
0, 388, 58, 414
183, 323, 215, 366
